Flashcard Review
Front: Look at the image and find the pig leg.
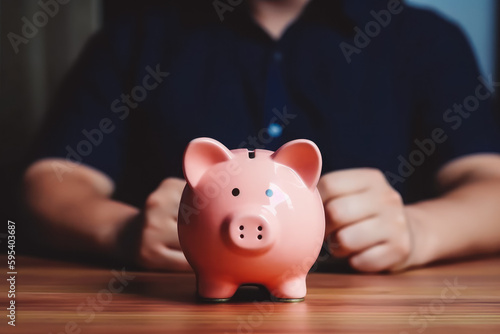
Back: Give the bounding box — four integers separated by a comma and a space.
196, 276, 239, 302
267, 275, 307, 301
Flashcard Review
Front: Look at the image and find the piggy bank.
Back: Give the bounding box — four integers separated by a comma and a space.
178, 137, 325, 302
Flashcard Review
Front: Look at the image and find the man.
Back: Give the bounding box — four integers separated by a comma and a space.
24, 0, 500, 272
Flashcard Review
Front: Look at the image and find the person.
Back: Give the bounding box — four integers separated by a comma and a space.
24, 0, 500, 273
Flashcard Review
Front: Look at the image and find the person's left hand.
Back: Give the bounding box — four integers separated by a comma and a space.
136, 177, 192, 272
318, 168, 413, 272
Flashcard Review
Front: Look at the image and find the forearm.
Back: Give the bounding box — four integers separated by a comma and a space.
406, 178, 500, 267
37, 196, 139, 255
24, 159, 140, 256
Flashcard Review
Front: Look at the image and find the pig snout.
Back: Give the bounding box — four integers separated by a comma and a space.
226, 213, 275, 253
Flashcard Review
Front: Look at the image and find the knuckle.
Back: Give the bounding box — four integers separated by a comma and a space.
94, 227, 115, 250
145, 193, 161, 210
326, 201, 346, 224
348, 256, 365, 271
383, 189, 403, 207
165, 177, 185, 189
161, 177, 176, 188
335, 229, 354, 253
389, 190, 403, 204
320, 172, 345, 197
318, 176, 334, 198
138, 246, 161, 269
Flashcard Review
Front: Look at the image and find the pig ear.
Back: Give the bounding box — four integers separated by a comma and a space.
271, 139, 322, 189
183, 137, 234, 188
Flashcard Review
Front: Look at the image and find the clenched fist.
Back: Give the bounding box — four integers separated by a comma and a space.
318, 168, 413, 272
136, 178, 192, 271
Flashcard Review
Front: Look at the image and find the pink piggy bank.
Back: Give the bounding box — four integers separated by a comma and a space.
178, 137, 325, 302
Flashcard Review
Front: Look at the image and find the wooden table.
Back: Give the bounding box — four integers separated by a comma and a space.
1, 255, 499, 333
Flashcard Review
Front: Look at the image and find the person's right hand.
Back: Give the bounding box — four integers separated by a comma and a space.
136, 178, 192, 271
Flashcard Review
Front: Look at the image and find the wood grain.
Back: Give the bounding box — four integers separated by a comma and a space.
1, 255, 499, 333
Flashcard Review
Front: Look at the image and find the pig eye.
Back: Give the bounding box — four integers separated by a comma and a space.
232, 188, 240, 196
265, 189, 273, 197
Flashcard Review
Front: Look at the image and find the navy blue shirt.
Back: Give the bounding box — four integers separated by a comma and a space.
37, 0, 500, 206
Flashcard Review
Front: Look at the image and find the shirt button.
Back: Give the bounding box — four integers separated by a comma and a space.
273, 51, 283, 62
268, 123, 283, 138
